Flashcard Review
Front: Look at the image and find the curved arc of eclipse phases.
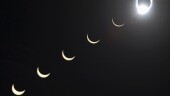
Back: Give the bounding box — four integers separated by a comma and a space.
62, 50, 75, 61
37, 67, 50, 78
86, 34, 100, 44
12, 84, 25, 95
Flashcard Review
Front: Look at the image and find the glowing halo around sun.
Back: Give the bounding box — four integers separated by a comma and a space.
136, 0, 153, 15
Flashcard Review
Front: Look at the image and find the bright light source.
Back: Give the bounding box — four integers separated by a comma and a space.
136, 0, 152, 15
137, 4, 149, 15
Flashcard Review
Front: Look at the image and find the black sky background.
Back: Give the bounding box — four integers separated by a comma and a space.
1, 0, 170, 96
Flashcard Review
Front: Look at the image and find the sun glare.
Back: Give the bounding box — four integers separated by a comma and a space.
136, 0, 152, 15
137, 4, 149, 15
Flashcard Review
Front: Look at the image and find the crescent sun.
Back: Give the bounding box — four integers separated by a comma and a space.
87, 34, 100, 44
112, 18, 124, 27
136, 0, 153, 15
62, 50, 75, 61
12, 84, 25, 95
37, 67, 50, 78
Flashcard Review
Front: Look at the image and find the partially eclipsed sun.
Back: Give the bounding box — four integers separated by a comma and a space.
136, 0, 153, 15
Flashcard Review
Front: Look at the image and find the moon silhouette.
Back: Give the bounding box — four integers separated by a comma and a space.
87, 34, 100, 44
37, 67, 50, 78
62, 50, 75, 61
12, 84, 25, 95
112, 18, 124, 27
136, 0, 152, 15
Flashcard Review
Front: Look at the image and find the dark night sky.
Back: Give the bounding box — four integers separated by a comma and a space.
1, 0, 170, 96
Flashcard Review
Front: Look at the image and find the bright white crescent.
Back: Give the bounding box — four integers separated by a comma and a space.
37, 67, 50, 78
12, 84, 25, 95
136, 0, 152, 15
62, 50, 75, 61
112, 18, 124, 27
87, 34, 100, 44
